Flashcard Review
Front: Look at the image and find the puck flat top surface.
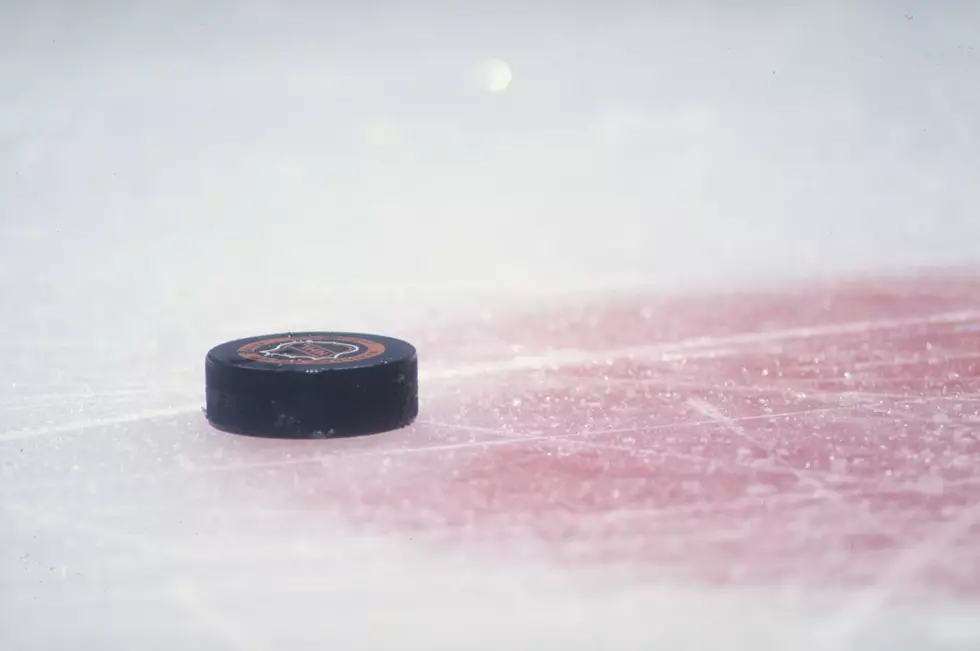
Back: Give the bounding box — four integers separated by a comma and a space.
207, 332, 415, 372
205, 332, 418, 438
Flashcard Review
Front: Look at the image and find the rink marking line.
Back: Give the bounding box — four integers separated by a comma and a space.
418, 309, 980, 381
0, 404, 203, 442
0, 403, 857, 493
0, 433, 557, 492
3, 308, 976, 444
1, 387, 196, 406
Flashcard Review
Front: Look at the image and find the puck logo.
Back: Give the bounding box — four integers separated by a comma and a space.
237, 335, 386, 365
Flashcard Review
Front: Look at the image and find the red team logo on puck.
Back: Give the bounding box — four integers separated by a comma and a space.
237, 335, 387, 365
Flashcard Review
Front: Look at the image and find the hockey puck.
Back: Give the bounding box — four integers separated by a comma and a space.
204, 332, 418, 438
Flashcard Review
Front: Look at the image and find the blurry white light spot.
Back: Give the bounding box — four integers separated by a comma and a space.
478, 58, 512, 93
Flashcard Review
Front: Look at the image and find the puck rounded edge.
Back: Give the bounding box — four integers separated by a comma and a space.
204, 331, 419, 439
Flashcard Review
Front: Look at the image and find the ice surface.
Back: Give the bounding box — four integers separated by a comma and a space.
3, 2, 980, 650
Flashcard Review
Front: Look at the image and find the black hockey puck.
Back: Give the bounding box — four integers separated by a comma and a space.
204, 332, 418, 438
